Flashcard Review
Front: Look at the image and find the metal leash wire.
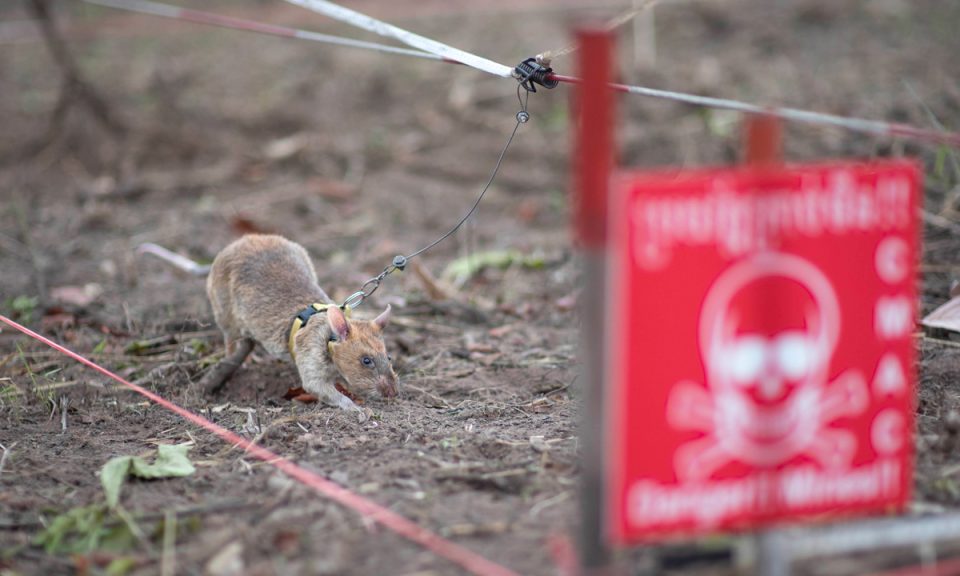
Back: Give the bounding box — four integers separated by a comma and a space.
341, 78, 535, 310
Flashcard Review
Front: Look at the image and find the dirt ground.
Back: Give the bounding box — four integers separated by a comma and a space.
2, 1, 960, 575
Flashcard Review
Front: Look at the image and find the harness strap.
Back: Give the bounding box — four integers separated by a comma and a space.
288, 303, 350, 360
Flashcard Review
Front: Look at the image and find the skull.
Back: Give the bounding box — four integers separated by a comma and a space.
698, 252, 840, 466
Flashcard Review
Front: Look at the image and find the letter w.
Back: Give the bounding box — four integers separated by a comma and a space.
875, 296, 913, 339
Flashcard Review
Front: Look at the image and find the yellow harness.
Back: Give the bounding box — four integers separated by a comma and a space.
288, 303, 350, 361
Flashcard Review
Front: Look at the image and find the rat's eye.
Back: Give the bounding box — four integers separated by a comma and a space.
388, 355, 393, 362
361, 356, 373, 367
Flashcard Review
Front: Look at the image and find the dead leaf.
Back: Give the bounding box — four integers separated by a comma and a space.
554, 292, 579, 312
488, 323, 520, 339
335, 382, 362, 404
548, 533, 577, 576
206, 541, 244, 576
284, 386, 323, 404
467, 343, 497, 354
272, 530, 300, 555
473, 352, 503, 365
516, 198, 542, 223
72, 554, 89, 575
240, 161, 267, 183
41, 310, 76, 331
307, 177, 355, 201
292, 393, 318, 404
50, 283, 103, 307
262, 133, 309, 160
100, 324, 128, 337
230, 215, 271, 235
922, 296, 960, 333
83, 175, 117, 197
529, 435, 550, 452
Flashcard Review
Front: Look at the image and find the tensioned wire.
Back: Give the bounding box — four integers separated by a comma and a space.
83, 0, 960, 148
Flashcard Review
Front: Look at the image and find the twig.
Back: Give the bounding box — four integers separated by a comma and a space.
0, 231, 31, 261
903, 80, 960, 214
0, 499, 254, 531
0, 352, 17, 372
27, 0, 124, 136
403, 383, 452, 408
218, 415, 313, 458
16, 342, 40, 390
31, 380, 80, 393
416, 451, 485, 471
59, 394, 68, 432
0, 442, 15, 477
921, 335, 960, 349
440, 521, 510, 537
116, 505, 155, 555
162, 510, 176, 576
529, 491, 571, 518
921, 209, 960, 236
389, 316, 463, 335
410, 260, 456, 301
132, 362, 183, 387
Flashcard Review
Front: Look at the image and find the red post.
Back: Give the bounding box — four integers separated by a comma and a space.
573, 26, 615, 575
743, 111, 784, 576
743, 113, 783, 167
574, 28, 615, 249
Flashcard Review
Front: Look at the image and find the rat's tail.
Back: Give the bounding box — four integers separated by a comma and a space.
137, 243, 212, 276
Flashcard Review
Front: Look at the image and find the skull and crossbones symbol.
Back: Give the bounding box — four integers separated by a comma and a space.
667, 252, 868, 481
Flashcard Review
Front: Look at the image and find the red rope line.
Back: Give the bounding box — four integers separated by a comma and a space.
0, 314, 519, 576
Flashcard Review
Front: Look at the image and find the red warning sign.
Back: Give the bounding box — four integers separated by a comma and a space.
605, 161, 920, 543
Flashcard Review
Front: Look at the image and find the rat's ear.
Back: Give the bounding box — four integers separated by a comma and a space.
327, 306, 350, 340
373, 304, 391, 329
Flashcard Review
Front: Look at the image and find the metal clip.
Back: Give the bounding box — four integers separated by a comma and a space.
341, 260, 406, 309
513, 57, 559, 93
342, 291, 366, 310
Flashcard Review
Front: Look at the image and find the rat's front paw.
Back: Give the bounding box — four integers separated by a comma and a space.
337, 395, 367, 422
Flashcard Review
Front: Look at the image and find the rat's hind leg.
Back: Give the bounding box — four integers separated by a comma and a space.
223, 333, 239, 355
197, 337, 254, 395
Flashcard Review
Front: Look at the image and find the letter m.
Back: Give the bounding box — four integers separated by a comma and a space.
875, 296, 913, 339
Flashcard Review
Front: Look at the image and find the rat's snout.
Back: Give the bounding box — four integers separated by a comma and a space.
377, 372, 399, 398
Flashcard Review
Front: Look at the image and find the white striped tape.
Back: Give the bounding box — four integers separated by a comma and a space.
284, 0, 514, 78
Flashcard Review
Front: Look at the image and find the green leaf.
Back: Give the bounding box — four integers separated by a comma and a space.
32, 505, 109, 554
92, 339, 108, 355
106, 557, 139, 576
122, 340, 150, 355
101, 457, 134, 509
130, 444, 195, 479
10, 295, 38, 322
100, 444, 194, 508
186, 338, 209, 355
442, 250, 545, 285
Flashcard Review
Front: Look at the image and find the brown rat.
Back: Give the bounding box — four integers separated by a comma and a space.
139, 234, 398, 420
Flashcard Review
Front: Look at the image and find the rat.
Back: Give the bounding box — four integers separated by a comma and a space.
138, 234, 398, 421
